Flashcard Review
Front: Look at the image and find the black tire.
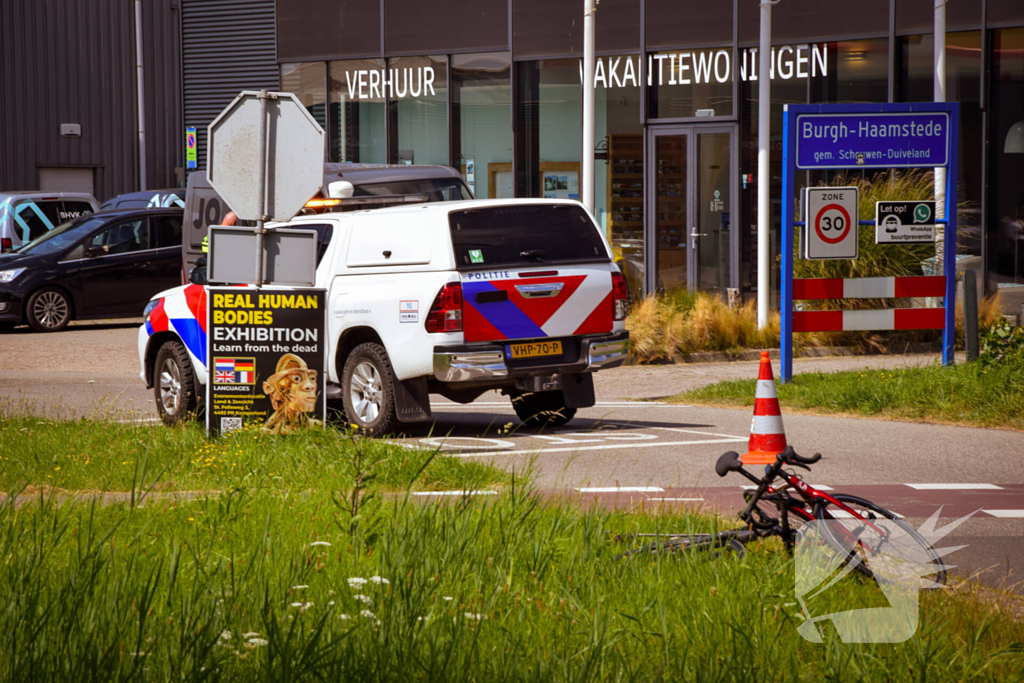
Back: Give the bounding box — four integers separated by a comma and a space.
618, 531, 751, 560
814, 493, 946, 586
510, 390, 577, 428
154, 341, 198, 426
26, 287, 72, 332
341, 342, 398, 435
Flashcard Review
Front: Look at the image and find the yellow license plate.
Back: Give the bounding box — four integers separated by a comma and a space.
508, 341, 563, 359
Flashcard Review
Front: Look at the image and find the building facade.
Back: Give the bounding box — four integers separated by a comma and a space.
3, 0, 1022, 307
267, 0, 1024, 306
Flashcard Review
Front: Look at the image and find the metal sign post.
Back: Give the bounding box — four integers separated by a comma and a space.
780, 102, 959, 383
206, 90, 325, 286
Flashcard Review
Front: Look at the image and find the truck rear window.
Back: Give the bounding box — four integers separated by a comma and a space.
448, 204, 608, 270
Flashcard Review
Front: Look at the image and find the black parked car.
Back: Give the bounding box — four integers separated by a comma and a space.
0, 209, 183, 332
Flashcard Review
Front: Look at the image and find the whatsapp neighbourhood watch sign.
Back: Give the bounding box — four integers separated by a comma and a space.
875, 201, 936, 244
207, 288, 326, 436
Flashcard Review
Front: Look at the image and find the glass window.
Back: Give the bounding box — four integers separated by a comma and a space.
154, 216, 182, 248
898, 32, 983, 258
389, 55, 448, 166
328, 59, 388, 164
448, 204, 608, 270
89, 219, 150, 255
515, 59, 582, 198
811, 39, 889, 104
452, 52, 512, 199
595, 54, 644, 301
648, 48, 733, 119
281, 62, 327, 132
989, 28, 1024, 295
11, 200, 62, 243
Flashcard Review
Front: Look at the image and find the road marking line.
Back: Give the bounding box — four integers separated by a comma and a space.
606, 422, 747, 439
428, 401, 670, 408
577, 486, 664, 493
982, 509, 1024, 518
410, 491, 498, 497
740, 484, 833, 491
445, 437, 748, 458
905, 483, 1003, 490
646, 497, 704, 502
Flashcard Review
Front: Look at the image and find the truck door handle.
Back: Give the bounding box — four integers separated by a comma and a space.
514, 282, 564, 298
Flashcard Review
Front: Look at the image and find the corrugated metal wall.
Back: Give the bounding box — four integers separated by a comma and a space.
143, 0, 183, 191
182, 0, 280, 172
0, 0, 181, 201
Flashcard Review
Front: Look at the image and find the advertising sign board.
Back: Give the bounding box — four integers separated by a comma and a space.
206, 288, 326, 436
801, 187, 859, 260
875, 201, 936, 244
795, 112, 949, 169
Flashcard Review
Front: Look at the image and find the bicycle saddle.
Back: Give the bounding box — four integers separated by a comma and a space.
715, 451, 744, 477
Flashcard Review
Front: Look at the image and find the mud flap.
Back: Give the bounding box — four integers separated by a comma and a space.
560, 373, 595, 409
395, 376, 431, 422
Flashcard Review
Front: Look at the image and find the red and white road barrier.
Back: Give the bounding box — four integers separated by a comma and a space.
793, 307, 945, 332
793, 276, 946, 300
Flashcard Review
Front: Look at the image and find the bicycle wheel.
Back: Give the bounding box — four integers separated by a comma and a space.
813, 494, 946, 586
617, 531, 751, 561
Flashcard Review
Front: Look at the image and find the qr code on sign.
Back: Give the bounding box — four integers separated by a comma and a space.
220, 417, 243, 433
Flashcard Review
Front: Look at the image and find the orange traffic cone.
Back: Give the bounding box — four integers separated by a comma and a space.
741, 351, 787, 465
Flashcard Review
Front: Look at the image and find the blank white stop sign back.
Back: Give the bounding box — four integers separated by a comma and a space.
803, 187, 859, 260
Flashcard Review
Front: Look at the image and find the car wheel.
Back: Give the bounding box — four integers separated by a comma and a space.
26, 288, 72, 332
511, 390, 577, 428
342, 342, 398, 435
154, 340, 198, 426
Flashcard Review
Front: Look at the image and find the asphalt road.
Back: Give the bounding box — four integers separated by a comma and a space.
2, 322, 1023, 588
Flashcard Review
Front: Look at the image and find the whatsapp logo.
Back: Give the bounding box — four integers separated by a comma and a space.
913, 203, 932, 224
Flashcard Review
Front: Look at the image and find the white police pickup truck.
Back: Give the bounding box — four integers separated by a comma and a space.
138, 198, 629, 432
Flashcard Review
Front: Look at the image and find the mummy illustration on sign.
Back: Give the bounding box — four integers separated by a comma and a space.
263, 353, 322, 434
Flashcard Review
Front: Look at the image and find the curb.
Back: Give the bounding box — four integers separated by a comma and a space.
640, 342, 943, 365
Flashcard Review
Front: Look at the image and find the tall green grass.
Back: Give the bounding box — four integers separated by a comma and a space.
1, 483, 1021, 682
0, 414, 508, 493
671, 360, 1024, 430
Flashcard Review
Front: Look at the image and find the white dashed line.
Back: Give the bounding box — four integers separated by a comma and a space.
905, 484, 1003, 490
646, 497, 704, 502
447, 437, 748, 458
410, 491, 498, 497
982, 510, 1024, 518
577, 486, 665, 493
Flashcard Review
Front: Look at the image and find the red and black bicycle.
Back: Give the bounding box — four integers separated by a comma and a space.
620, 446, 946, 585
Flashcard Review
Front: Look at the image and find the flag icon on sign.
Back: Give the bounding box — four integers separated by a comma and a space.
213, 357, 255, 384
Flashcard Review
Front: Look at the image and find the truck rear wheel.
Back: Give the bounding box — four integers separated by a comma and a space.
511, 390, 577, 428
154, 340, 198, 425
342, 343, 399, 435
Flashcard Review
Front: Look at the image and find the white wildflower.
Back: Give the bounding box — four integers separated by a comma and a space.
464, 613, 487, 621
242, 632, 261, 639
291, 585, 309, 590
290, 601, 313, 612
359, 609, 377, 621
328, 601, 336, 606
244, 638, 268, 649
219, 630, 232, 641
370, 576, 390, 585
442, 596, 454, 601
310, 541, 331, 547
338, 614, 351, 620
347, 577, 368, 588
353, 593, 373, 605
417, 616, 429, 622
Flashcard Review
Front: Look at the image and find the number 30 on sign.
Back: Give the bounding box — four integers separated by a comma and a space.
801, 186, 859, 260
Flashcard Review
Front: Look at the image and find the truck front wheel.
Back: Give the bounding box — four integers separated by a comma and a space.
511, 390, 577, 428
342, 343, 399, 435
154, 340, 198, 426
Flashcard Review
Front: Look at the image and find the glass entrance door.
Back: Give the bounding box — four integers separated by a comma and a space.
646, 125, 736, 295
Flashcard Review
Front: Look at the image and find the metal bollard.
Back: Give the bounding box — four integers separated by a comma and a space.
963, 269, 979, 362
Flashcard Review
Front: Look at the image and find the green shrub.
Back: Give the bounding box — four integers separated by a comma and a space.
980, 318, 1024, 366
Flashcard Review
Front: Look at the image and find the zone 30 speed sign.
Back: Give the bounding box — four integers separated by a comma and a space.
801, 186, 860, 260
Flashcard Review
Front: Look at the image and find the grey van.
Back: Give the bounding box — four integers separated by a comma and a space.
0, 192, 99, 253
